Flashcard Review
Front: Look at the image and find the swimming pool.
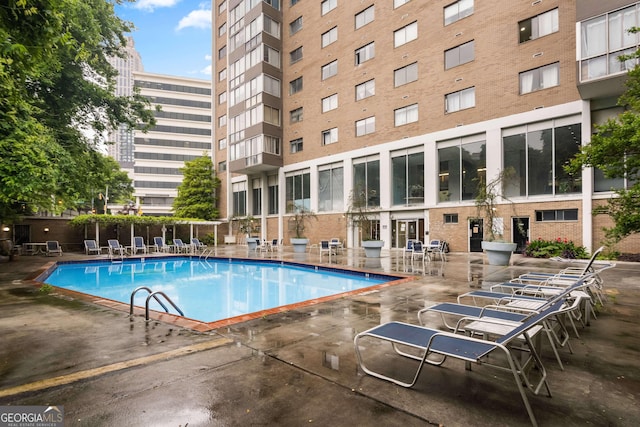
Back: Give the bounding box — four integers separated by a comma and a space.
40, 257, 406, 329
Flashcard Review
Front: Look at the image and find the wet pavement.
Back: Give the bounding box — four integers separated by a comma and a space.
0, 246, 639, 426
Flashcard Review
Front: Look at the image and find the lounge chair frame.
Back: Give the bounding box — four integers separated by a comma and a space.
354, 299, 565, 427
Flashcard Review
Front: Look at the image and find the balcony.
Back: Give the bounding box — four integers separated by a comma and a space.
229, 152, 282, 175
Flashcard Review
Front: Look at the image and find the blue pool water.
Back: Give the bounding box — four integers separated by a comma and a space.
42, 257, 394, 323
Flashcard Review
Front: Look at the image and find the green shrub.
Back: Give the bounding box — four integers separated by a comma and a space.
524, 238, 589, 259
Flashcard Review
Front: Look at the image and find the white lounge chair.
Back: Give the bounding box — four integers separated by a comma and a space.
191, 238, 207, 252
46, 240, 63, 256
84, 240, 100, 255
132, 236, 147, 255
173, 238, 188, 253
107, 239, 126, 257
153, 236, 171, 253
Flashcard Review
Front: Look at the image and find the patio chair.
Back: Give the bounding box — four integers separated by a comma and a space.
411, 241, 426, 265
132, 236, 147, 255
330, 238, 344, 253
46, 240, 63, 256
107, 239, 126, 257
319, 240, 334, 260
191, 238, 207, 252
354, 298, 566, 427
84, 239, 100, 255
173, 238, 188, 253
428, 239, 447, 261
153, 236, 171, 253
418, 278, 594, 370
402, 239, 415, 262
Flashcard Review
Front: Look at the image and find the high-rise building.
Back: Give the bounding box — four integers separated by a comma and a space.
106, 36, 143, 166
212, 0, 640, 254
132, 72, 212, 216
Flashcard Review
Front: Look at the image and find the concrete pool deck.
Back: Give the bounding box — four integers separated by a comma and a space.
1, 246, 639, 426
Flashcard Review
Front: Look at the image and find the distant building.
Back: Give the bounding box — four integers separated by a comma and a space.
210, 0, 640, 254
132, 72, 212, 216
106, 36, 143, 165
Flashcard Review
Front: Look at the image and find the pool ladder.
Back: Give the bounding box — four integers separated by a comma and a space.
199, 248, 215, 260
130, 286, 184, 321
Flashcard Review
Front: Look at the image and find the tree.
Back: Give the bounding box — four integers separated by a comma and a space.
568, 41, 640, 242
0, 0, 155, 224
172, 155, 220, 220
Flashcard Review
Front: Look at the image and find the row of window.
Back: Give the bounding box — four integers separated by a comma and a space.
442, 209, 578, 224
284, 58, 560, 152
135, 80, 211, 96
134, 138, 212, 150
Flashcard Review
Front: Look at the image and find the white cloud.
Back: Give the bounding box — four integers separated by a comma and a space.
176, 8, 212, 31
205, 54, 212, 61
201, 64, 212, 76
134, 0, 181, 12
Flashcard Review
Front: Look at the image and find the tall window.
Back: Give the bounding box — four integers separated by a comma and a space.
519, 8, 559, 43
218, 45, 227, 59
290, 46, 303, 63
322, 128, 338, 145
322, 0, 337, 15
322, 27, 338, 47
444, 0, 473, 26
580, 4, 640, 81
520, 63, 559, 94
437, 136, 486, 202
290, 107, 303, 123
318, 163, 344, 212
322, 94, 338, 112
290, 137, 303, 153
503, 119, 582, 197
394, 22, 418, 47
289, 16, 303, 34
394, 63, 418, 87
355, 42, 375, 65
290, 77, 303, 94
353, 157, 380, 208
268, 175, 279, 215
394, 104, 418, 126
356, 79, 375, 100
355, 5, 374, 29
232, 182, 247, 216
356, 117, 375, 136
252, 179, 262, 216
445, 40, 474, 69
286, 171, 310, 212
391, 150, 424, 205
445, 87, 475, 113
322, 60, 338, 80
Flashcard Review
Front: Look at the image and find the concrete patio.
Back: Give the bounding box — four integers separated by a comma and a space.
0, 245, 639, 426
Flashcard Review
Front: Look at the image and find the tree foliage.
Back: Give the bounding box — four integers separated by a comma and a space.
568, 41, 640, 242
0, 0, 155, 223
172, 155, 220, 220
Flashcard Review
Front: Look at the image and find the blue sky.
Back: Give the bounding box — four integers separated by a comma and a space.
115, 0, 212, 79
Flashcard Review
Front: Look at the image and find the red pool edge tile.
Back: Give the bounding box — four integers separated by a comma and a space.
28, 260, 417, 333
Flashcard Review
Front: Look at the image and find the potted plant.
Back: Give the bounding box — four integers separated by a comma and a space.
475, 167, 518, 266
287, 204, 317, 253
347, 188, 384, 258
237, 216, 260, 251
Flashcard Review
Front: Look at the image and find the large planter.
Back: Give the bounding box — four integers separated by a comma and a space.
361, 240, 384, 258
290, 238, 309, 253
481, 241, 517, 266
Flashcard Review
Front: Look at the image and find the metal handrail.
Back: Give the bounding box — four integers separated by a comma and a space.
145, 291, 184, 321
130, 286, 170, 316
